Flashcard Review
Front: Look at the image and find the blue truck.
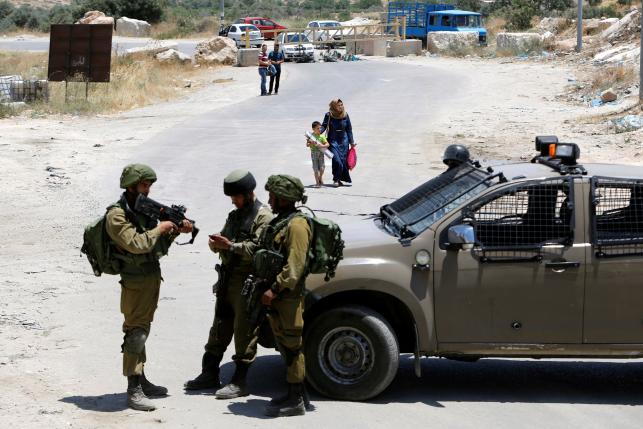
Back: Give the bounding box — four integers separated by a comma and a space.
387, 2, 487, 45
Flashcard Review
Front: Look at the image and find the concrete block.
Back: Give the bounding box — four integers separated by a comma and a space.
427, 32, 478, 53
386, 39, 422, 57
347, 39, 387, 56
237, 48, 259, 67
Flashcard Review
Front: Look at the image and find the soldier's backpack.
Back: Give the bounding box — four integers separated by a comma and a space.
303, 212, 344, 281
81, 212, 121, 277
258, 208, 344, 282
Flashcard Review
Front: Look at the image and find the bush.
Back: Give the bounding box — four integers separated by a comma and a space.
73, 0, 164, 23
583, 5, 619, 18
0, 0, 14, 20
504, 0, 537, 31
49, 5, 75, 25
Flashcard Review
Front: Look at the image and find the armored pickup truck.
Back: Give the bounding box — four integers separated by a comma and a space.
301, 136, 643, 400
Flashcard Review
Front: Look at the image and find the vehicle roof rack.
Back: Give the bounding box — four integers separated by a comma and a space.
531, 135, 587, 175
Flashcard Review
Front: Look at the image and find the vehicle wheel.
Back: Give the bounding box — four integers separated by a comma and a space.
305, 305, 399, 401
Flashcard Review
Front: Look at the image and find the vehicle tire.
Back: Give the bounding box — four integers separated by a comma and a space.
305, 305, 399, 401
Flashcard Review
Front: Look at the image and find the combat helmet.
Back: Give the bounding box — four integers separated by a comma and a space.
443, 144, 471, 167
120, 164, 157, 189
265, 174, 307, 204
224, 170, 256, 196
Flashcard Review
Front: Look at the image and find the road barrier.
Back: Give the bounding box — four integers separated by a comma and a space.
240, 18, 407, 48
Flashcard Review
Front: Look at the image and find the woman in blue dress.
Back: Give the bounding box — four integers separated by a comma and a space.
321, 99, 356, 187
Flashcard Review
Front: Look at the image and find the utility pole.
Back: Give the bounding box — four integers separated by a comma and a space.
639, 0, 642, 103
576, 0, 583, 52
220, 0, 225, 22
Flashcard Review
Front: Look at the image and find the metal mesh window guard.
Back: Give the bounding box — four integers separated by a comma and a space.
380, 164, 494, 239
467, 179, 573, 252
592, 177, 643, 257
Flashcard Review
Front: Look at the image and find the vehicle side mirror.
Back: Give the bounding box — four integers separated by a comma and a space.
448, 224, 475, 250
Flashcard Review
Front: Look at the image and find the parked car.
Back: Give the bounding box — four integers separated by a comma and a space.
222, 24, 264, 48
276, 32, 314, 62
387, 2, 487, 45
285, 136, 643, 401
234, 17, 287, 40
305, 20, 343, 42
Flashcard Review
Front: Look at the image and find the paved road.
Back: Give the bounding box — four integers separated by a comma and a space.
55, 60, 643, 428
0, 36, 202, 55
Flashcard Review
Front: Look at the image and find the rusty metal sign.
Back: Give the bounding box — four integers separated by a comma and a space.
48, 24, 113, 82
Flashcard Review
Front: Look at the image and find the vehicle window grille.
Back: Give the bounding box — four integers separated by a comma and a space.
591, 177, 643, 257
380, 164, 494, 239
467, 179, 573, 251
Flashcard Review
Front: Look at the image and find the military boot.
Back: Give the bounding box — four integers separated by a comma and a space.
264, 383, 306, 417
184, 352, 221, 390
141, 371, 168, 397
215, 362, 250, 399
127, 375, 156, 412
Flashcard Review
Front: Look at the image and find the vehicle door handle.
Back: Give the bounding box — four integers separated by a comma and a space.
545, 261, 580, 269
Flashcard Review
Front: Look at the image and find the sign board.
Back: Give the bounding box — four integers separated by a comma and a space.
47, 24, 113, 82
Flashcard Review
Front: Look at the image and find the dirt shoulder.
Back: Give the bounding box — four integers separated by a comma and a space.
377, 54, 642, 165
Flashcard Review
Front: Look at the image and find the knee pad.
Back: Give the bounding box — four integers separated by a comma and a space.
122, 328, 148, 354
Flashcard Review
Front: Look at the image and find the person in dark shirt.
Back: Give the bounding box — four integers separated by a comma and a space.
268, 44, 285, 95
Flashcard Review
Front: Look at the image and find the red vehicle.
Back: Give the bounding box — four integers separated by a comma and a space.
234, 17, 287, 40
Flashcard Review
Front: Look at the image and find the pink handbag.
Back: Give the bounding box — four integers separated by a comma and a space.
347, 147, 357, 171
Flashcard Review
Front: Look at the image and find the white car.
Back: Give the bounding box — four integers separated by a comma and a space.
277, 32, 315, 62
223, 24, 264, 48
305, 20, 343, 42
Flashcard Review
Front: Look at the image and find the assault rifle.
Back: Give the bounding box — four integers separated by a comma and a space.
134, 194, 200, 245
241, 248, 285, 334
241, 274, 272, 335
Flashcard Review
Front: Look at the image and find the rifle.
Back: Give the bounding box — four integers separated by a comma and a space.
134, 194, 199, 245
241, 274, 272, 335
241, 248, 286, 335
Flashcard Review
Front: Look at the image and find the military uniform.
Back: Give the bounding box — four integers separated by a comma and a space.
260, 174, 313, 417
105, 195, 175, 377
105, 163, 187, 412
206, 200, 273, 366
185, 170, 273, 398
266, 214, 311, 384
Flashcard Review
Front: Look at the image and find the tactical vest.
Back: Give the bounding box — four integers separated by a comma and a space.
254, 210, 308, 293
108, 194, 169, 280
220, 199, 263, 274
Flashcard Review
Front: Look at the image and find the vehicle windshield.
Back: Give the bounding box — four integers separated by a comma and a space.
379, 164, 496, 239
239, 25, 259, 31
320, 22, 340, 27
455, 15, 481, 28
285, 34, 311, 43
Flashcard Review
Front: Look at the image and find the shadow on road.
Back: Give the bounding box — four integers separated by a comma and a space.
59, 393, 128, 412
226, 399, 273, 419
373, 356, 643, 406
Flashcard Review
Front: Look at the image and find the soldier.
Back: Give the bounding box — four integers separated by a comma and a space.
185, 170, 273, 398
105, 164, 193, 411
443, 144, 471, 170
259, 175, 313, 417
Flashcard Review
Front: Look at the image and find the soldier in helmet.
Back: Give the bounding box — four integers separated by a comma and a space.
105, 164, 193, 411
443, 144, 471, 169
259, 174, 313, 417
185, 170, 273, 399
